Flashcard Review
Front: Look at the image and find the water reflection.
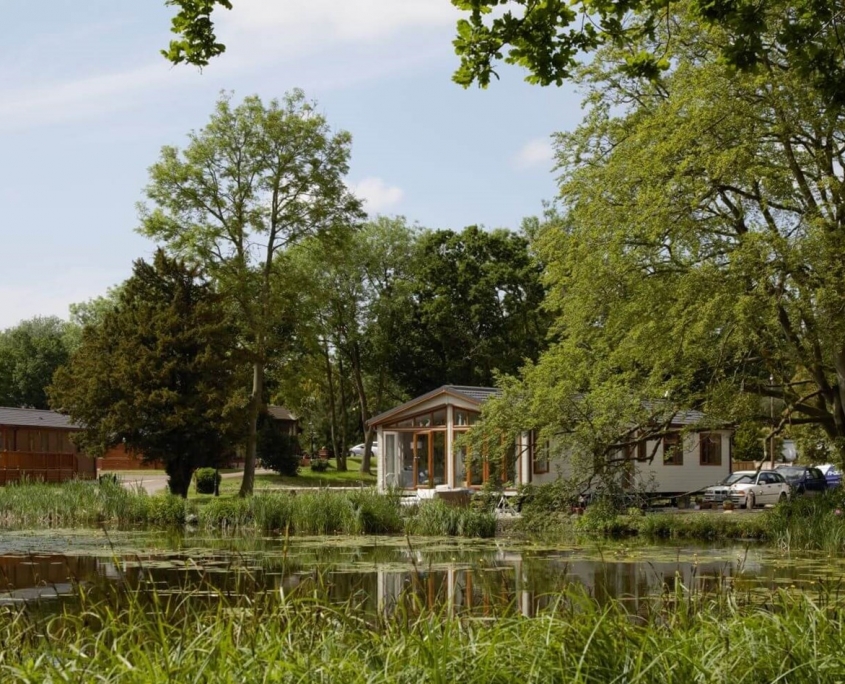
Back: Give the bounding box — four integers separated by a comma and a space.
1, 539, 843, 615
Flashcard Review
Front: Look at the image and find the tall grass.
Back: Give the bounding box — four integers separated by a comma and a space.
404, 499, 497, 538
0, 480, 493, 538
2, 581, 845, 682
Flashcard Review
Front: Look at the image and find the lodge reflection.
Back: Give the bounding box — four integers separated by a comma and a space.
0, 547, 830, 614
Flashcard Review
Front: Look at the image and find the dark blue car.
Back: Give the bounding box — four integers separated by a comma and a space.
776, 466, 828, 495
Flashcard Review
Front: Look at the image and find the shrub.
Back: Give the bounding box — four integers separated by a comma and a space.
310, 459, 330, 473
257, 417, 301, 476
195, 468, 221, 495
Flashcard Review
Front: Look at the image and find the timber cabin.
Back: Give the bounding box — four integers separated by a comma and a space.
0, 407, 97, 483
369, 386, 732, 497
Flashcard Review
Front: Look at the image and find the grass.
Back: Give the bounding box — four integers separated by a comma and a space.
0, 479, 495, 538
3, 580, 845, 682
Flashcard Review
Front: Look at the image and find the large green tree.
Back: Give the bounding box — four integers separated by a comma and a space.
472, 1, 845, 473
285, 217, 417, 474
139, 91, 363, 496
390, 225, 549, 397
0, 317, 75, 409
50, 251, 246, 497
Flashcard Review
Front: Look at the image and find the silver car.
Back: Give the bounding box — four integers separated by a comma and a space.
704, 470, 791, 509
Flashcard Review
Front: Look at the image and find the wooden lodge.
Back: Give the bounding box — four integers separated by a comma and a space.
0, 407, 97, 484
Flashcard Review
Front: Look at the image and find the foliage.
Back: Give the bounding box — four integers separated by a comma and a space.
389, 225, 549, 396
310, 459, 330, 473
0, 316, 74, 409
470, 2, 845, 479
256, 414, 300, 477
162, 0, 232, 67
452, 0, 845, 107
194, 467, 220, 495
139, 90, 364, 496
50, 251, 247, 497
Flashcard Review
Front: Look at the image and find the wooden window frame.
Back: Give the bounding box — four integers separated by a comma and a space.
699, 432, 722, 466
662, 433, 683, 466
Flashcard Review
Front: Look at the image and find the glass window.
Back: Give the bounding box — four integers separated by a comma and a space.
432, 408, 447, 426
700, 433, 722, 466
532, 433, 550, 474
413, 413, 431, 428
454, 410, 470, 427
663, 433, 683, 466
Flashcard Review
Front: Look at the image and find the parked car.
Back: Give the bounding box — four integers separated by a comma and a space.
817, 464, 842, 488
348, 442, 379, 457
775, 465, 827, 495
703, 470, 791, 509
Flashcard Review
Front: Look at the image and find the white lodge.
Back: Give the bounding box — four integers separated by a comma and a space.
369, 385, 732, 497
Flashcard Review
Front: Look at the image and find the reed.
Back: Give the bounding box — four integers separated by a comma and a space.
1, 580, 844, 682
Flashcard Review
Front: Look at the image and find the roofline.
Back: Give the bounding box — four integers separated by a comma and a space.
367, 386, 489, 428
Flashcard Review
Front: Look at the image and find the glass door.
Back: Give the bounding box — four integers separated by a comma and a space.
414, 432, 430, 488
432, 431, 446, 487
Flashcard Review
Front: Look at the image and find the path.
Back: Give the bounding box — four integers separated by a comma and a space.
115, 469, 272, 495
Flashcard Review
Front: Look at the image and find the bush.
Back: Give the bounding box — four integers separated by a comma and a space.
195, 468, 221, 495
257, 418, 301, 476
310, 459, 330, 473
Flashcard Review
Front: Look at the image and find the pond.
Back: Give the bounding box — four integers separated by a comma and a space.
2, 530, 844, 616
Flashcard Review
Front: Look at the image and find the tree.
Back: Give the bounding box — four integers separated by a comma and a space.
0, 317, 74, 409
471, 2, 845, 474
161, 1, 845, 106
285, 217, 417, 474
139, 91, 364, 496
50, 251, 247, 497
256, 413, 301, 477
389, 225, 549, 397
452, 0, 845, 106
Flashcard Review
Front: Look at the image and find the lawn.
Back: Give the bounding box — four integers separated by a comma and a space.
190, 457, 377, 501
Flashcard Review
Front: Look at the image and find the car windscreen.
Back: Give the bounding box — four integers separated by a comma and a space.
723, 473, 753, 485
777, 467, 804, 482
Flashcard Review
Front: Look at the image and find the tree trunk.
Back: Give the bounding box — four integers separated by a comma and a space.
324, 341, 345, 471
338, 350, 349, 468
239, 360, 264, 497
166, 458, 194, 498
349, 340, 372, 475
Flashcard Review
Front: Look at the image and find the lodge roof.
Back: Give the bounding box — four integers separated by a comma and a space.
367, 385, 500, 427
266, 405, 298, 422
0, 407, 78, 430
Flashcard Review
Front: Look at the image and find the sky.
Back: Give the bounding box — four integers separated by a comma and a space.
0, 0, 584, 330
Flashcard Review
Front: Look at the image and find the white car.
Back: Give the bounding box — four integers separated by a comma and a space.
348, 442, 379, 457
703, 470, 791, 509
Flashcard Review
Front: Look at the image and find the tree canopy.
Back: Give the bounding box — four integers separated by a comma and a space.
470, 1, 845, 472
161, 1, 845, 106
50, 251, 247, 497
139, 90, 363, 495
389, 225, 549, 397
0, 317, 75, 410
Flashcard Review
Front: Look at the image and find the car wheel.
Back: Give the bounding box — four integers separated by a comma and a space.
745, 493, 755, 510
779, 492, 788, 504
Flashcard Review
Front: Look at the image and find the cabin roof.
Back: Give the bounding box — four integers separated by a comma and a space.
266, 405, 297, 422
0, 407, 78, 430
368, 385, 500, 427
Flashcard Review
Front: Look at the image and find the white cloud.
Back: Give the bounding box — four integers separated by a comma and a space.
348, 177, 405, 212
513, 138, 555, 170
220, 0, 455, 50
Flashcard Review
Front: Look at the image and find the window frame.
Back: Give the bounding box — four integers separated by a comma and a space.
662, 432, 683, 466
699, 432, 722, 466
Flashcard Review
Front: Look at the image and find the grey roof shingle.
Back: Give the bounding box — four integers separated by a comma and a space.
368, 385, 500, 427
0, 407, 78, 429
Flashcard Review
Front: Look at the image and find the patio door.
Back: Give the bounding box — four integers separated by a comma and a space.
413, 431, 447, 488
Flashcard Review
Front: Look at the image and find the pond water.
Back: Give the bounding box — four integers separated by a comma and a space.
2, 531, 844, 616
